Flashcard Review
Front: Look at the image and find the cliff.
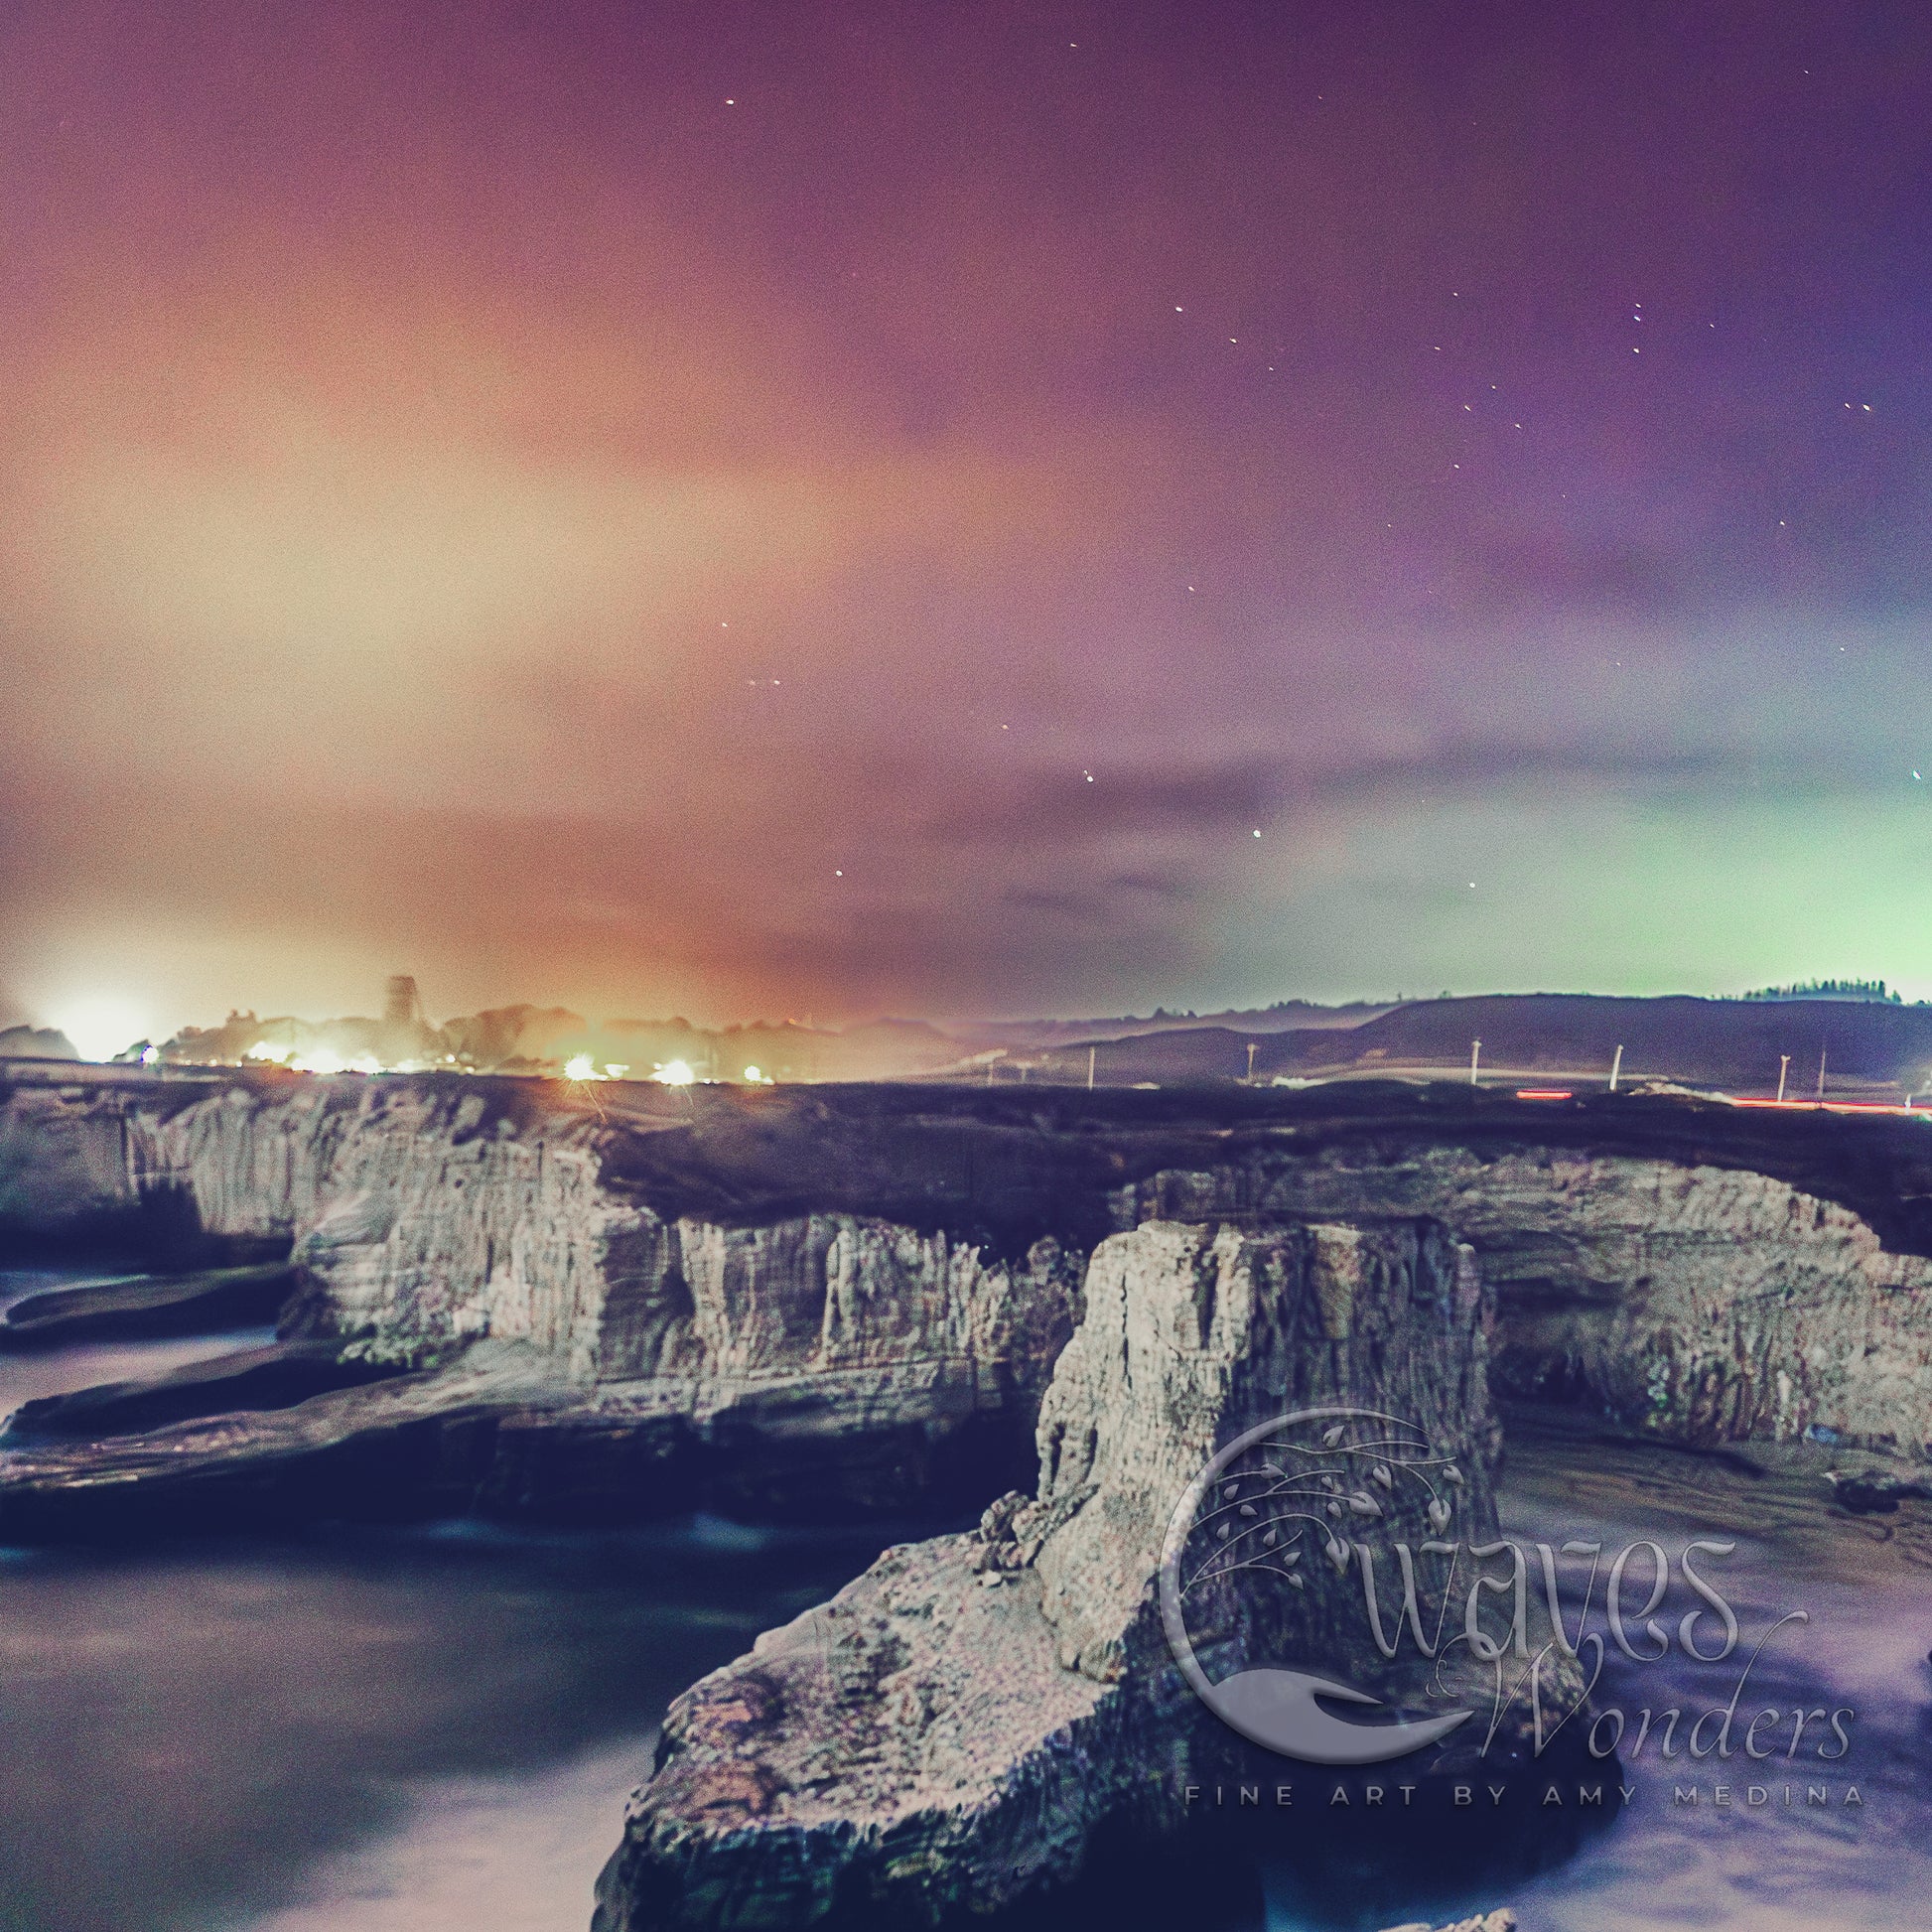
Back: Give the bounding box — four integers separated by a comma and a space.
4, 1066, 1910, 1925
1120, 1145, 1932, 1451
0, 1071, 1085, 1529
3, 1067, 1931, 1538
597, 1215, 1547, 1931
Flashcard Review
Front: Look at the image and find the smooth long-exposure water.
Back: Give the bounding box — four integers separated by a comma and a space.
1489, 1419, 1932, 1932
0, 1273, 922, 1932
3, 1272, 1929, 1932
1257, 1416, 1932, 1932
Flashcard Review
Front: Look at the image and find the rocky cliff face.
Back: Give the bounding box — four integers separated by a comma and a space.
3, 1077, 1079, 1399
5, 1071, 1932, 1525
0, 1074, 1084, 1525
597, 1215, 1552, 1931
1119, 1148, 1932, 1453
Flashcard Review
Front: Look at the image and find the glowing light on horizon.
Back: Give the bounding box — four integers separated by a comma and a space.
45, 996, 152, 1063
653, 1059, 696, 1085
563, 1053, 601, 1080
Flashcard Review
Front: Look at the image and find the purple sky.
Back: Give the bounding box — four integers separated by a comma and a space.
4, 1, 1930, 1043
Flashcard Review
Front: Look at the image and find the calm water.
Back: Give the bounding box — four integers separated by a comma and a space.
1259, 1423, 1932, 1932
0, 1273, 916, 1932
2, 1273, 1928, 1932
1487, 1429, 1932, 1932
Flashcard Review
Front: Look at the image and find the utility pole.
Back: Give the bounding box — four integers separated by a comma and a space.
1086, 1044, 1096, 1091
1246, 1041, 1257, 1082
1609, 1043, 1624, 1093
1469, 1038, 1482, 1086
1816, 1046, 1828, 1101
1777, 1054, 1790, 1103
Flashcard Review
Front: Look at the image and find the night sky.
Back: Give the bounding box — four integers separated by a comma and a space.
4, 2, 1931, 1044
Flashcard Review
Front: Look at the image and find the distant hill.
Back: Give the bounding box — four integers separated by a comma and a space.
0, 1026, 77, 1061
1282, 994, 1932, 1093
135, 986, 1932, 1099
975, 994, 1932, 1098
943, 1001, 1392, 1050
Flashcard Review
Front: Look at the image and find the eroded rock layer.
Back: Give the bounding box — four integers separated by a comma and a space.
0, 1075, 1084, 1528
4, 1069, 1932, 1537
1120, 1149, 1932, 1450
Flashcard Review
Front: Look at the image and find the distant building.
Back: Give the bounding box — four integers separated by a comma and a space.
377, 975, 440, 1065
383, 976, 425, 1030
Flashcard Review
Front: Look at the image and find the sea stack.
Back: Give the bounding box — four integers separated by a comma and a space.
597, 1215, 1559, 1930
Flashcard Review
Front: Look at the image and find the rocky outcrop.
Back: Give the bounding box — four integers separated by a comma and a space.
0, 1074, 1084, 1529
1120, 1149, 1932, 1453
6, 1068, 1932, 1539
0, 1340, 575, 1538
0, 1337, 410, 1444
0, 1262, 293, 1347
1381, 1915, 1515, 1932
597, 1216, 1560, 1931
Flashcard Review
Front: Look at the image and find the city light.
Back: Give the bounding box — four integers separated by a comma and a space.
653, 1060, 696, 1086
44, 996, 152, 1063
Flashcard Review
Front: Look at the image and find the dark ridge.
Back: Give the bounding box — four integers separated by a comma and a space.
589, 1078, 1932, 1266
0, 1340, 408, 1444
0, 1262, 297, 1349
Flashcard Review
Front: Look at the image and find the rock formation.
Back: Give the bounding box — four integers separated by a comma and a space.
7, 1065, 1906, 1923
1380, 1915, 1516, 1932
0, 1262, 292, 1347
0, 1072, 1085, 1530
595, 1217, 1566, 1930
1120, 1146, 1932, 1451
3, 1066, 1932, 1533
